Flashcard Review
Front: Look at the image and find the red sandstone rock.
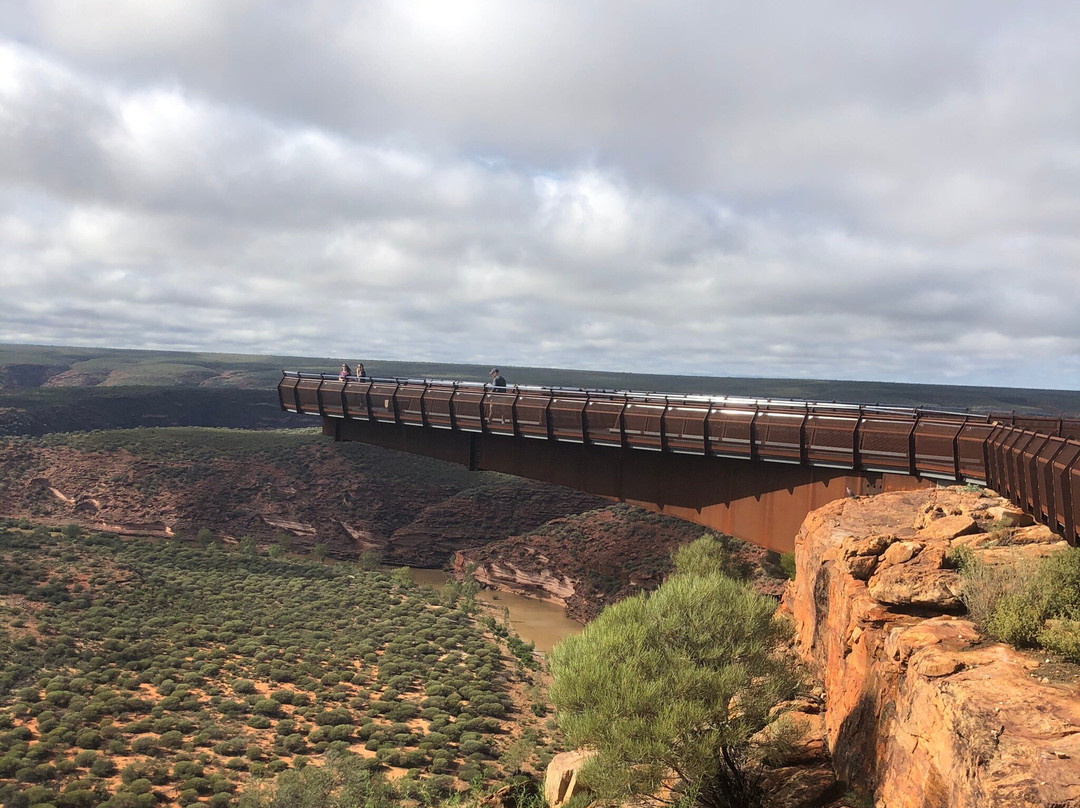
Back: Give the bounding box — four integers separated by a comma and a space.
985, 505, 1036, 528
848, 555, 878, 581
788, 486, 1080, 808
916, 514, 980, 541
867, 544, 963, 611
881, 540, 922, 565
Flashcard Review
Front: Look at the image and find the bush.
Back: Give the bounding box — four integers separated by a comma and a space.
960, 546, 1080, 661
71, 751, 97, 768
549, 545, 799, 808
88, 757, 115, 777
130, 737, 156, 756
252, 699, 281, 717
779, 552, 797, 580
1040, 619, 1080, 659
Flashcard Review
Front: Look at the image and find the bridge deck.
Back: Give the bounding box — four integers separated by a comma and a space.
279, 373, 1080, 550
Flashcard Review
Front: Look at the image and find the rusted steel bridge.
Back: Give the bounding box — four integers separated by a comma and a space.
278, 372, 1080, 553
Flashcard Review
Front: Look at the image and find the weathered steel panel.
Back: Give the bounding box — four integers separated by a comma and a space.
913, 419, 963, 479
422, 385, 454, 428
858, 416, 915, 474
804, 412, 858, 468
705, 407, 755, 458
584, 396, 626, 447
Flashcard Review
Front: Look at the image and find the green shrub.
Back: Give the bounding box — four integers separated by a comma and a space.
71, 752, 97, 769
130, 737, 156, 756
252, 699, 281, 717
88, 758, 115, 777
1039, 619, 1080, 660
960, 547, 1080, 661
779, 552, 797, 580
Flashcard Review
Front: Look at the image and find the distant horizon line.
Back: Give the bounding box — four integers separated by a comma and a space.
2, 339, 1078, 396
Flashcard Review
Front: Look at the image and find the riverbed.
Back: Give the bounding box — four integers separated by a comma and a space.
408, 567, 582, 654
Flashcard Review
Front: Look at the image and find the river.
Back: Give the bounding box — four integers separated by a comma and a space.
407, 568, 582, 654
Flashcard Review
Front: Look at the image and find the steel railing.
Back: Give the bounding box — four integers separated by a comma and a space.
278, 371, 1080, 544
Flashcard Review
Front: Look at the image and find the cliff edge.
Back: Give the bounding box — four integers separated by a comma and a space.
784, 486, 1080, 808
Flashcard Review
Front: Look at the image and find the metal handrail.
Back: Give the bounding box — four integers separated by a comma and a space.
279, 371, 999, 421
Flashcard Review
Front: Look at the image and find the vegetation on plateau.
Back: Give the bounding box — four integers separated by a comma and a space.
6, 342, 1080, 416
0, 522, 557, 808
548, 536, 801, 808
954, 545, 1080, 661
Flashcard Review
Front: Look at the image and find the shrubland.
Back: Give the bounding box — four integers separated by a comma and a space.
0, 522, 557, 807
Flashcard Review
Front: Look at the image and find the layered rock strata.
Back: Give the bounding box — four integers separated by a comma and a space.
785, 486, 1080, 808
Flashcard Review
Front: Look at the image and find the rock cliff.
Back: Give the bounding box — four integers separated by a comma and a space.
0, 433, 606, 566
784, 486, 1080, 808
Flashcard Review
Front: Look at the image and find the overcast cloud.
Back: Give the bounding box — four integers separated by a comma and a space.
2, 0, 1079, 388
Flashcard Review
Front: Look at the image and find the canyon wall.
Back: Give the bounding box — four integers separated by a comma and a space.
784, 486, 1080, 808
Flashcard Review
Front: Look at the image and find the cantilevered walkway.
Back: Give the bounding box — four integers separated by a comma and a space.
279, 373, 1080, 552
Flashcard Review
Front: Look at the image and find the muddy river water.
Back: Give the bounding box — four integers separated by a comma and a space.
407, 568, 582, 654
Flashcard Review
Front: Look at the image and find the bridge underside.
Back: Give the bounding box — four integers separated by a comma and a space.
327, 417, 932, 553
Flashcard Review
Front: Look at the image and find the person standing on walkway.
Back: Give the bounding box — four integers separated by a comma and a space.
339, 363, 351, 380
489, 368, 506, 389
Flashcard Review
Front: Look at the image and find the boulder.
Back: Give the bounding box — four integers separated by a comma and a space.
544, 749, 594, 808
847, 534, 894, 557
985, 505, 1035, 528
881, 540, 923, 566
917, 515, 980, 542
847, 554, 878, 581
867, 545, 963, 611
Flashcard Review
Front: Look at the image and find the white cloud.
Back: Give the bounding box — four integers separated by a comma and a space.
1, 2, 1079, 389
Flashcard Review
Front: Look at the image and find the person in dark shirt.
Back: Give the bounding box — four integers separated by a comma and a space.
489, 368, 506, 389
356, 363, 367, 378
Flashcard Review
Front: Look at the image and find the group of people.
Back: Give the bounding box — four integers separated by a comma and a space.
338, 362, 367, 380
336, 363, 507, 388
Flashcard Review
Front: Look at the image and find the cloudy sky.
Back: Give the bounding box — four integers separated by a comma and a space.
2, 1, 1079, 388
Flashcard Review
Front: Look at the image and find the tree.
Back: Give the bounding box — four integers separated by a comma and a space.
548, 544, 798, 808
358, 550, 383, 571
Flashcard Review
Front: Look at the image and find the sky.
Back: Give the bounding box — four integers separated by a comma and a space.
1, 1, 1079, 389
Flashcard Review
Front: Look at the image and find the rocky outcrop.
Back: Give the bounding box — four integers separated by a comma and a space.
784, 486, 1080, 808
453, 551, 577, 606
459, 504, 787, 622
384, 485, 607, 567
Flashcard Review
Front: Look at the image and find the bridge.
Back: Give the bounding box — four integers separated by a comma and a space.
278, 372, 1080, 553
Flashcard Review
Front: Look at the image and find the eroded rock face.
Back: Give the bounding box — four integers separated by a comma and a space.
457, 504, 788, 622
784, 486, 1080, 808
